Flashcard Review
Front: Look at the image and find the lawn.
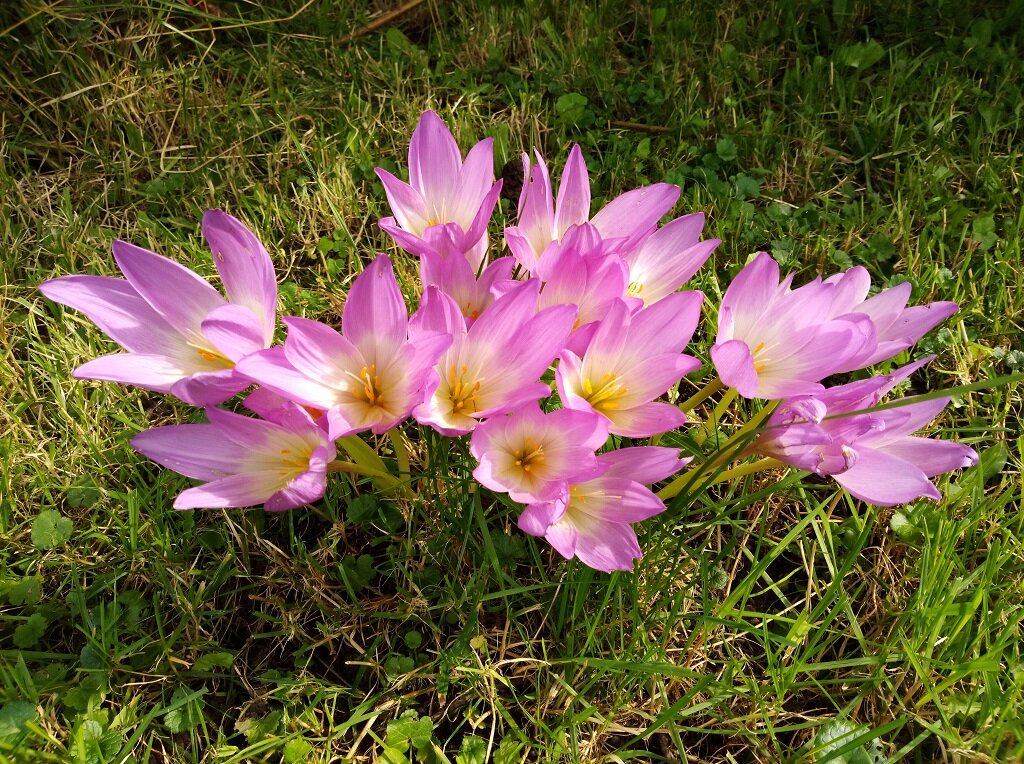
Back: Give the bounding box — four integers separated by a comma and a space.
2, 1, 1022, 762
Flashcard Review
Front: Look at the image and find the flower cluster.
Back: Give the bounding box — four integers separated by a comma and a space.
40, 111, 977, 572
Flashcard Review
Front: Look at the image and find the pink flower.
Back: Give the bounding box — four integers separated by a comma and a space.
557, 293, 703, 437
39, 210, 277, 406
419, 244, 515, 326
469, 404, 608, 503
711, 253, 875, 399
131, 404, 335, 511
753, 358, 978, 505
823, 266, 959, 372
376, 111, 502, 268
235, 255, 451, 439
623, 212, 720, 307
412, 281, 576, 436
519, 447, 689, 572
504, 145, 681, 273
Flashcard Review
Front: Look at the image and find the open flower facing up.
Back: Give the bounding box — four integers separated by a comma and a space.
823, 266, 959, 372
752, 358, 978, 505
469, 404, 608, 504
711, 253, 875, 400
131, 404, 335, 511
235, 255, 451, 439
504, 144, 681, 273
412, 281, 577, 436
39, 210, 278, 406
622, 212, 720, 307
519, 447, 689, 571
557, 293, 703, 437
376, 111, 502, 268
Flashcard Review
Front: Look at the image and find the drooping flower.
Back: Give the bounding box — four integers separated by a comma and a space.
376, 111, 502, 268
131, 404, 335, 511
469, 404, 608, 503
823, 266, 959, 372
412, 281, 576, 436
752, 358, 978, 505
504, 145, 681, 273
557, 293, 703, 437
235, 255, 451, 439
622, 212, 720, 307
711, 253, 875, 400
519, 447, 689, 572
39, 210, 278, 406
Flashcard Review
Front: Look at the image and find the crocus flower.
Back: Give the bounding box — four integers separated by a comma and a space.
752, 358, 978, 505
39, 210, 277, 405
412, 281, 576, 436
469, 404, 608, 503
557, 293, 703, 437
504, 145, 681, 273
622, 213, 720, 307
711, 253, 876, 400
235, 255, 451, 439
519, 447, 689, 572
376, 111, 502, 269
823, 266, 959, 372
131, 404, 335, 511
420, 247, 515, 326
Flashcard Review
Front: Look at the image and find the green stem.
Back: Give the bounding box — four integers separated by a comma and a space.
678, 377, 726, 414
693, 387, 738, 445
388, 429, 411, 479
326, 460, 395, 480
704, 457, 784, 486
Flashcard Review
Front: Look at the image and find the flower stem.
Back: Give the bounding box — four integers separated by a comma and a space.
693, 387, 738, 445
703, 457, 784, 486
678, 377, 726, 414
388, 429, 411, 479
326, 460, 395, 480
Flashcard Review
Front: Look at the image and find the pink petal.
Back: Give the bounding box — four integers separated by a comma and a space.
170, 369, 250, 406
375, 170, 430, 234
73, 352, 189, 393
265, 461, 329, 511
572, 519, 642, 572
409, 111, 462, 208
832, 447, 941, 506
603, 400, 688, 438
711, 339, 760, 398
576, 477, 669, 523
342, 255, 408, 363
131, 424, 247, 480
39, 275, 183, 356
173, 472, 285, 510
598, 447, 689, 484
590, 183, 680, 245
282, 316, 362, 389
234, 347, 340, 412
201, 210, 277, 345
877, 436, 978, 477
112, 240, 227, 341
716, 253, 779, 343
201, 303, 267, 362
553, 144, 591, 236
518, 501, 563, 537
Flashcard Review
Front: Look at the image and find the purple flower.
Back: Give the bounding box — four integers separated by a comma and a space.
420, 245, 515, 326
235, 255, 451, 439
753, 358, 978, 505
711, 253, 875, 399
412, 281, 576, 436
556, 293, 703, 437
39, 210, 277, 406
623, 212, 720, 307
519, 447, 689, 572
131, 404, 335, 511
469, 404, 608, 504
376, 111, 502, 268
824, 266, 959, 372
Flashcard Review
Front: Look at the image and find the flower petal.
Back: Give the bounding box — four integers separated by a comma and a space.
342, 255, 408, 364
173, 472, 285, 510
832, 447, 941, 506
131, 424, 247, 480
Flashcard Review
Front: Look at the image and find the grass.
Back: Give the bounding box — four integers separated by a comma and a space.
2, 0, 1022, 761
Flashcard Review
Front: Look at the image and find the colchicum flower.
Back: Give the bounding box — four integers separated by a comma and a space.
413, 281, 576, 436
752, 358, 978, 505
823, 266, 959, 372
376, 111, 502, 268
469, 404, 608, 503
557, 293, 703, 437
235, 255, 451, 439
39, 210, 277, 405
519, 447, 689, 572
622, 212, 720, 307
711, 252, 875, 399
131, 404, 335, 511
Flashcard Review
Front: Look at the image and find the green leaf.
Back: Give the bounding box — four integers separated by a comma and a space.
0, 701, 36, 741
404, 630, 423, 650
456, 735, 487, 764
164, 687, 205, 733
346, 495, 378, 525
80, 644, 107, 670
733, 173, 760, 199
834, 41, 886, 70
283, 737, 314, 763
715, 137, 737, 162
31, 510, 74, 550
14, 613, 46, 648
194, 652, 234, 671
386, 709, 434, 751
971, 214, 998, 250
7, 575, 42, 606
